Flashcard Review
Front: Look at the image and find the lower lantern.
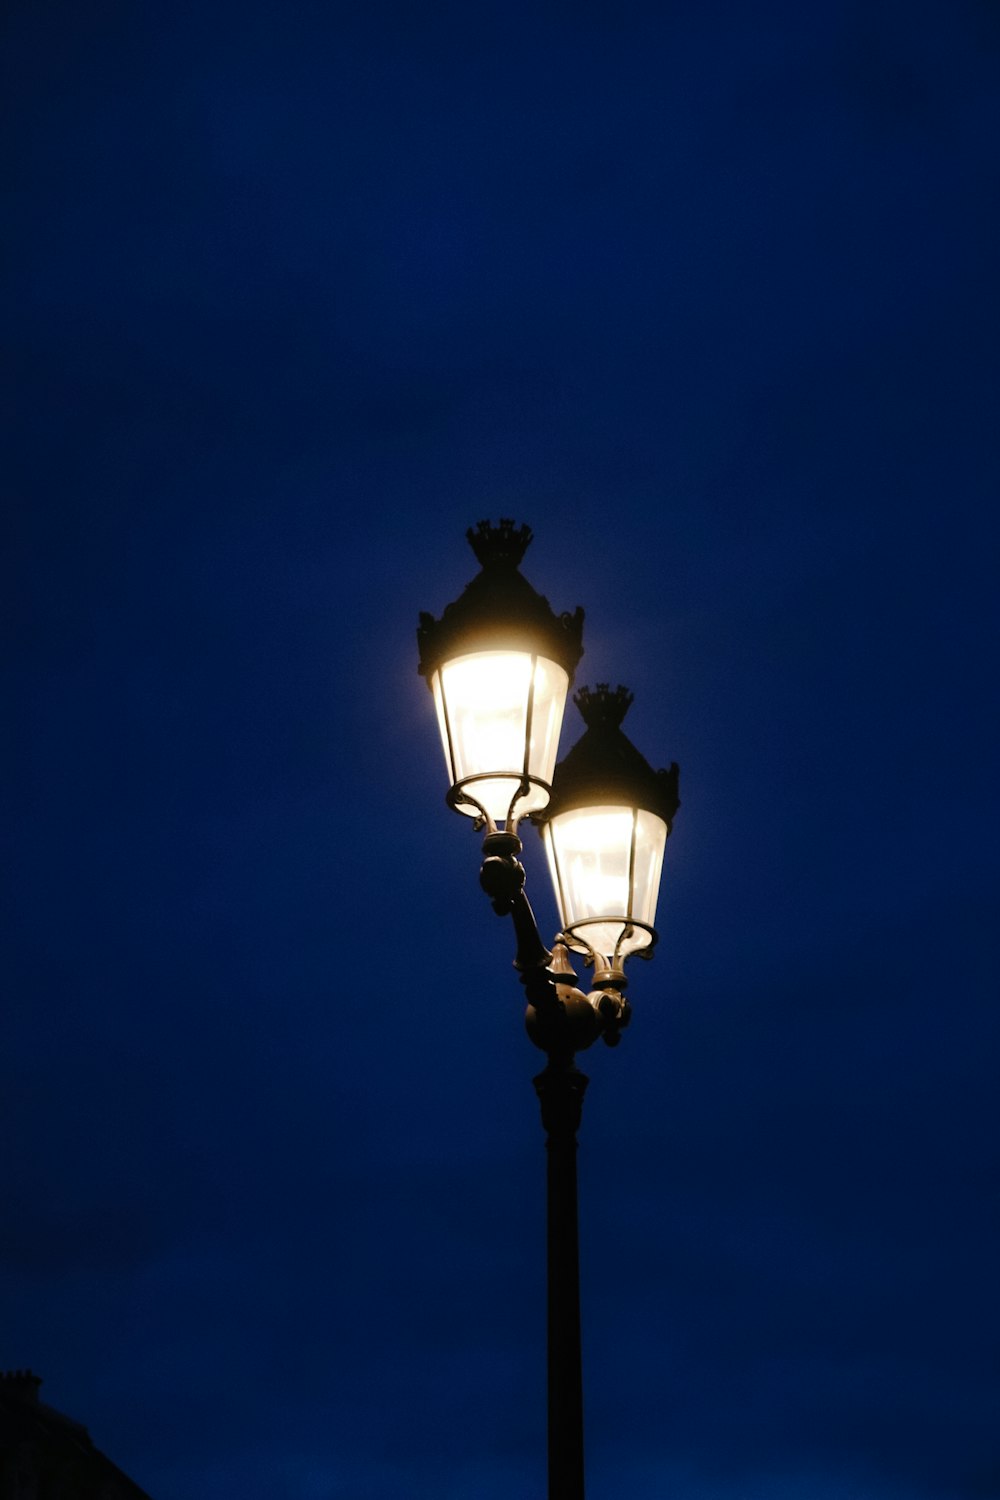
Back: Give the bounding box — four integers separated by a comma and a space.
536, 685, 680, 971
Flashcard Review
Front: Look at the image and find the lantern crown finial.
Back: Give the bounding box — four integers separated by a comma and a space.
467, 518, 533, 570
417, 521, 583, 682
574, 684, 634, 731
539, 685, 681, 832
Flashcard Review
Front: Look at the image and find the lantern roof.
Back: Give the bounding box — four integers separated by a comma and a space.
417, 519, 585, 682
540, 684, 680, 829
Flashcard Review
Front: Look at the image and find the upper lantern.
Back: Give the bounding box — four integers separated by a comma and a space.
417, 520, 584, 830
537, 685, 680, 968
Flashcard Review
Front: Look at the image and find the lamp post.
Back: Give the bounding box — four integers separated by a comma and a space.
418, 520, 680, 1500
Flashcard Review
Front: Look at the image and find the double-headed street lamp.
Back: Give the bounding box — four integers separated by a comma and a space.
418, 519, 680, 1500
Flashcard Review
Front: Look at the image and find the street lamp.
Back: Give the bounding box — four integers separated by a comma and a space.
418, 520, 681, 1500
417, 517, 584, 828
539, 683, 679, 995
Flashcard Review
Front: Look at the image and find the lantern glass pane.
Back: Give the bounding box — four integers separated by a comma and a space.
431, 651, 569, 824
544, 805, 667, 960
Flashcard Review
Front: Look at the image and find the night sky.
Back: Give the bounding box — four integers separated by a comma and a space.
3, 3, 998, 1497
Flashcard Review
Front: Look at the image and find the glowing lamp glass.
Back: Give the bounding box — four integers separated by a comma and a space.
543, 804, 667, 962
431, 650, 570, 825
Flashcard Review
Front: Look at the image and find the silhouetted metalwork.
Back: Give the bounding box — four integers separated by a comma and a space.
0, 1371, 152, 1499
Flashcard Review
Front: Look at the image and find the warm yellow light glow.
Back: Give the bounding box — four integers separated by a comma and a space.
543, 804, 667, 961
431, 650, 569, 824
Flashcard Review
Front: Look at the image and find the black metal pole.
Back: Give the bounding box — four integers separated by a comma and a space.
534, 1058, 588, 1500
478, 842, 596, 1497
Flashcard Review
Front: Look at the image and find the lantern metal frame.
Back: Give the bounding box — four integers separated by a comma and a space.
439, 663, 545, 832
556, 915, 659, 979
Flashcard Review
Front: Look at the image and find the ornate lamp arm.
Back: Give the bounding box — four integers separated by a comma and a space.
479, 830, 553, 970
479, 831, 619, 1059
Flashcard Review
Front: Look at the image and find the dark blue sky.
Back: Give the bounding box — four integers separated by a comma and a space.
3, 2, 998, 1497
